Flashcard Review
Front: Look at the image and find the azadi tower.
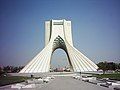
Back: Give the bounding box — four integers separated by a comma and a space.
20, 19, 98, 73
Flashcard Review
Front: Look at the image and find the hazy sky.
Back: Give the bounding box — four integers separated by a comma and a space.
0, 0, 120, 67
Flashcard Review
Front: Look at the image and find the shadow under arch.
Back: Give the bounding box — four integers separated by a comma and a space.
50, 36, 74, 71
50, 48, 73, 72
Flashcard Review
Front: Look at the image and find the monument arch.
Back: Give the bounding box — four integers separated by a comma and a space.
20, 19, 98, 73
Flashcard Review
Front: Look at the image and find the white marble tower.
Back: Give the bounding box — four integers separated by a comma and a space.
19, 19, 98, 73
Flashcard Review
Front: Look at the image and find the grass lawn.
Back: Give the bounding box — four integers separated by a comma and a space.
0, 76, 31, 86
94, 73, 120, 80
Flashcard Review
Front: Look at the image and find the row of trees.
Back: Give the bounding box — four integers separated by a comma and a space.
0, 66, 24, 75
97, 62, 120, 74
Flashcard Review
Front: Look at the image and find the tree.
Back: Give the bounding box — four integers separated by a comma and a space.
97, 61, 120, 74
97, 61, 108, 74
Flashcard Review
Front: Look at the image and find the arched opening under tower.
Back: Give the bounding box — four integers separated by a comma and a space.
50, 48, 71, 72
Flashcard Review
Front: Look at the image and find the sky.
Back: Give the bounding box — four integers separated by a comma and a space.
0, 0, 120, 67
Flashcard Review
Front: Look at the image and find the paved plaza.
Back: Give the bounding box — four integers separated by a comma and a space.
0, 76, 114, 90
40, 77, 112, 90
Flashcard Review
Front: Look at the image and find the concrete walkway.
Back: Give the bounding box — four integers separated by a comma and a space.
40, 77, 112, 90
0, 76, 113, 90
